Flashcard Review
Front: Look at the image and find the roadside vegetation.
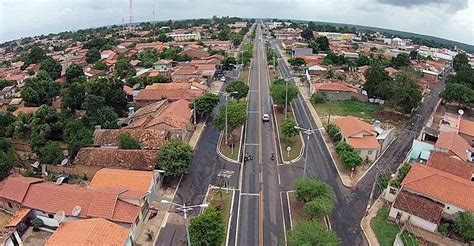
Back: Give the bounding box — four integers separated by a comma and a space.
371, 205, 420, 246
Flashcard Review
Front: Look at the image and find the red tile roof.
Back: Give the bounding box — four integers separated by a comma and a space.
435, 131, 473, 161
45, 218, 130, 246
393, 190, 443, 224
73, 148, 157, 171
314, 81, 358, 93
90, 168, 153, 194
145, 99, 192, 129
0, 176, 42, 203
459, 118, 474, 137
334, 116, 380, 149
93, 128, 167, 150
402, 164, 474, 211
426, 152, 474, 180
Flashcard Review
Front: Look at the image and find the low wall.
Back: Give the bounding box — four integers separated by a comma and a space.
42, 164, 102, 180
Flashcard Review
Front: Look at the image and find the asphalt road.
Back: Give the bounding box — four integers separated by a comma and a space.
272, 39, 447, 245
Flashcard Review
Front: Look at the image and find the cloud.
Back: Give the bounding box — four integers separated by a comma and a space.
376, 0, 469, 11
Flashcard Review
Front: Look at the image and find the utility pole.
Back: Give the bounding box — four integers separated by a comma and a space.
160, 200, 208, 246
193, 99, 197, 125
294, 126, 316, 177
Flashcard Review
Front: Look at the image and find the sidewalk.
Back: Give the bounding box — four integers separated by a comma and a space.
189, 121, 206, 150
360, 198, 384, 246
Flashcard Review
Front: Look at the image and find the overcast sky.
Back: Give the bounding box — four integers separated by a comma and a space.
1, 0, 473, 44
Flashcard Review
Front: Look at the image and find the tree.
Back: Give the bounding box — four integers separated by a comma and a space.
193, 93, 219, 117
63, 119, 93, 157
287, 220, 341, 246
82, 95, 118, 128
0, 112, 15, 138
340, 150, 363, 169
323, 52, 346, 66
356, 55, 370, 66
0, 138, 15, 180
390, 54, 410, 69
21, 71, 61, 106
38, 141, 64, 164
440, 83, 473, 106
294, 178, 334, 203
156, 139, 193, 176
226, 80, 249, 100
118, 133, 141, 149
22, 46, 45, 68
270, 81, 298, 106
315, 36, 330, 51
87, 77, 128, 116
364, 63, 392, 99
86, 47, 101, 64
377, 172, 390, 189
281, 120, 299, 138
13, 113, 33, 139
409, 50, 418, 60
453, 211, 474, 241
390, 68, 422, 114
189, 207, 226, 246
325, 124, 342, 142
335, 141, 353, 154
40, 57, 62, 80
303, 196, 334, 220
213, 100, 247, 133
288, 58, 305, 67
301, 28, 314, 41
65, 64, 85, 83
94, 60, 107, 70
115, 59, 136, 79
397, 163, 412, 181
453, 53, 469, 72
221, 57, 237, 70
311, 92, 326, 105
61, 82, 86, 113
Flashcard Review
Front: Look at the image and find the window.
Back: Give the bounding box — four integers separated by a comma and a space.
7, 202, 12, 208
368, 150, 373, 155
48, 214, 54, 218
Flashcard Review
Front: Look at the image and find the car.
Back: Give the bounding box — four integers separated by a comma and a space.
262, 113, 270, 122
220, 76, 226, 82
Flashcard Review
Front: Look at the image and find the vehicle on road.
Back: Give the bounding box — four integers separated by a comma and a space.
262, 113, 270, 122
220, 76, 226, 82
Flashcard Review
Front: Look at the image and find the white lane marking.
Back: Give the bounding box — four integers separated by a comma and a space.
241, 192, 260, 196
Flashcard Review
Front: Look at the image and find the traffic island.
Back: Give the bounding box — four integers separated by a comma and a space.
204, 186, 234, 243
287, 191, 328, 229
217, 125, 243, 163
273, 106, 303, 163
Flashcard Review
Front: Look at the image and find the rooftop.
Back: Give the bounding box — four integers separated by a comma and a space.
93, 128, 167, 150
393, 190, 443, 224
426, 152, 474, 180
334, 116, 379, 149
435, 131, 473, 161
73, 148, 157, 171
45, 218, 130, 246
90, 168, 154, 194
402, 164, 474, 211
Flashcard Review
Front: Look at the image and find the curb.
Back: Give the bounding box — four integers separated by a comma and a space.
272, 105, 304, 165
360, 197, 384, 246
356, 136, 398, 184
216, 131, 241, 164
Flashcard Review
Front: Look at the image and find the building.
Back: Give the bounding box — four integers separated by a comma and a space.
167, 32, 201, 41
45, 218, 132, 246
274, 28, 302, 40
310, 79, 367, 102
434, 131, 474, 162
179, 48, 209, 60
89, 168, 162, 207
0, 176, 146, 240
335, 116, 380, 161
135, 83, 205, 106
439, 113, 474, 144
93, 128, 168, 150
125, 99, 194, 139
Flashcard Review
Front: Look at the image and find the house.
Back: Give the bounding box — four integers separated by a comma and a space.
90, 168, 163, 207
293, 48, 313, 57
384, 67, 398, 77
388, 163, 474, 231
274, 28, 302, 40
135, 83, 205, 106
306, 64, 327, 76
310, 79, 367, 102
434, 131, 474, 162
93, 128, 167, 150
439, 113, 474, 144
45, 218, 132, 246
0, 208, 31, 246
179, 47, 209, 59
426, 152, 474, 180
0, 176, 146, 240
73, 148, 157, 173
167, 32, 201, 41
125, 99, 193, 139
388, 190, 444, 233
170, 65, 203, 82
335, 116, 380, 161
12, 107, 39, 117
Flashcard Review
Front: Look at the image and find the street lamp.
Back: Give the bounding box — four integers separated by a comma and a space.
222, 91, 238, 145
285, 79, 289, 119
160, 200, 209, 246
294, 126, 317, 178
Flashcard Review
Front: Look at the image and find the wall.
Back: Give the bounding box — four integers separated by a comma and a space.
379, 128, 396, 153
388, 207, 438, 233
42, 164, 103, 179
458, 132, 474, 146
357, 148, 378, 162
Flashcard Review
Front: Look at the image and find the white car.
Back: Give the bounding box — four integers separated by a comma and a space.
220, 76, 226, 82
262, 113, 270, 122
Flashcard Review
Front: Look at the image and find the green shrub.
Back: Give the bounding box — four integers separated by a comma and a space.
311, 92, 326, 105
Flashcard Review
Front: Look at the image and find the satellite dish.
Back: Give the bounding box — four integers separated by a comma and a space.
458, 109, 464, 116
55, 177, 65, 185
72, 206, 81, 217
60, 158, 68, 166
54, 211, 65, 224
31, 161, 40, 168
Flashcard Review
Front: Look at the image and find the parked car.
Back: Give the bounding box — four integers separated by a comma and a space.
262, 113, 270, 122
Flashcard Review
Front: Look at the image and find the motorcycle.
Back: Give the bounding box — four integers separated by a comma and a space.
271, 152, 275, 160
